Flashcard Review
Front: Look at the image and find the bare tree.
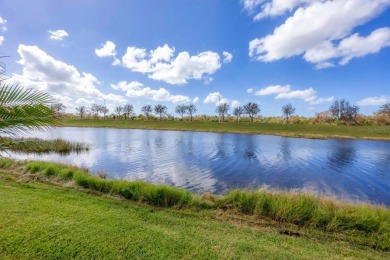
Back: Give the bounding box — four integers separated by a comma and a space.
123, 104, 134, 120
175, 104, 188, 120
187, 104, 197, 122
154, 104, 167, 120
282, 103, 296, 123
90, 104, 100, 118
329, 99, 359, 123
75, 106, 87, 119
115, 106, 123, 118
216, 102, 230, 122
243, 102, 260, 122
100, 105, 109, 119
378, 103, 390, 115
50, 103, 66, 116
141, 105, 152, 120
233, 106, 244, 122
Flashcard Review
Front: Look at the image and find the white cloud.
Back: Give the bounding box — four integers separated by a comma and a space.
12, 45, 126, 111
203, 92, 229, 106
48, 29, 69, 41
242, 0, 265, 12
122, 44, 223, 85
255, 84, 333, 104
253, 0, 318, 20
231, 100, 240, 108
111, 81, 190, 103
0, 16, 7, 32
248, 0, 390, 68
0, 16, 7, 45
357, 96, 389, 106
192, 97, 200, 103
247, 88, 253, 93
95, 41, 120, 65
255, 84, 291, 95
222, 51, 233, 63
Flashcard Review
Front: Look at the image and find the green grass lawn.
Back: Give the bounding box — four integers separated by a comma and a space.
1, 174, 389, 259
62, 118, 390, 140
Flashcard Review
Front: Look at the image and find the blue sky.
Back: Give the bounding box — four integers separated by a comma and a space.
0, 0, 389, 117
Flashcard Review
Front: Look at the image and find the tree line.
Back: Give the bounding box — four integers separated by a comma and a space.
50, 99, 390, 125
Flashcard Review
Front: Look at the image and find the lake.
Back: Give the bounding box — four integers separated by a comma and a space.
5, 127, 390, 206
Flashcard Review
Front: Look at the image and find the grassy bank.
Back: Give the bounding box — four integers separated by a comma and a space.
62, 118, 390, 140
1, 158, 389, 256
0, 137, 89, 154
2, 173, 390, 259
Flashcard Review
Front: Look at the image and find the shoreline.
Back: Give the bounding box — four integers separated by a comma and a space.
60, 119, 390, 141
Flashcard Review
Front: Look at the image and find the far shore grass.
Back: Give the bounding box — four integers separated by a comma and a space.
0, 137, 89, 154
1, 158, 389, 257
62, 118, 390, 140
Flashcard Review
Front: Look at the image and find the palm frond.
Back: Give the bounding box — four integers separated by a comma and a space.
0, 83, 55, 107
0, 84, 59, 137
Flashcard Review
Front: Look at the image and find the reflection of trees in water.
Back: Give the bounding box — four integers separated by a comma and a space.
231, 134, 258, 160
278, 138, 291, 161
215, 134, 227, 159
244, 135, 257, 160
327, 140, 356, 168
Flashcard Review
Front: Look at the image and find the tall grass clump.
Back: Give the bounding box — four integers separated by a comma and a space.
24, 161, 192, 208
2, 138, 89, 155
218, 189, 390, 250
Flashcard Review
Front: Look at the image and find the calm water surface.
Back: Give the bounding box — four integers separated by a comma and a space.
6, 127, 390, 206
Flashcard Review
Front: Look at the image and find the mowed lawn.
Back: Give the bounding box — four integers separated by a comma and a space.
1, 174, 388, 259
62, 118, 390, 140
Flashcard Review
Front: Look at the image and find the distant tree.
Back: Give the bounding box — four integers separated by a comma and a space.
243, 102, 260, 122
141, 105, 152, 120
115, 106, 123, 118
216, 102, 230, 122
378, 103, 390, 115
75, 106, 87, 119
187, 104, 197, 122
329, 99, 359, 123
100, 105, 109, 119
233, 106, 244, 122
50, 103, 66, 116
123, 104, 134, 120
175, 104, 188, 120
282, 103, 296, 123
154, 104, 167, 120
90, 104, 100, 118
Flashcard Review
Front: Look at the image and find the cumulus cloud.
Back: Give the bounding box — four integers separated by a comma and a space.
48, 29, 69, 41
222, 51, 233, 63
0, 16, 7, 45
0, 16, 7, 32
248, 0, 390, 68
247, 88, 253, 93
12, 45, 126, 111
111, 81, 190, 103
255, 84, 333, 104
357, 96, 389, 106
255, 84, 291, 95
121, 44, 223, 85
95, 41, 120, 65
192, 97, 200, 103
231, 100, 240, 108
241, 0, 265, 13
203, 92, 229, 106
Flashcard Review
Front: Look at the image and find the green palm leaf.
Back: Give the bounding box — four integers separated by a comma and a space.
0, 84, 59, 138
